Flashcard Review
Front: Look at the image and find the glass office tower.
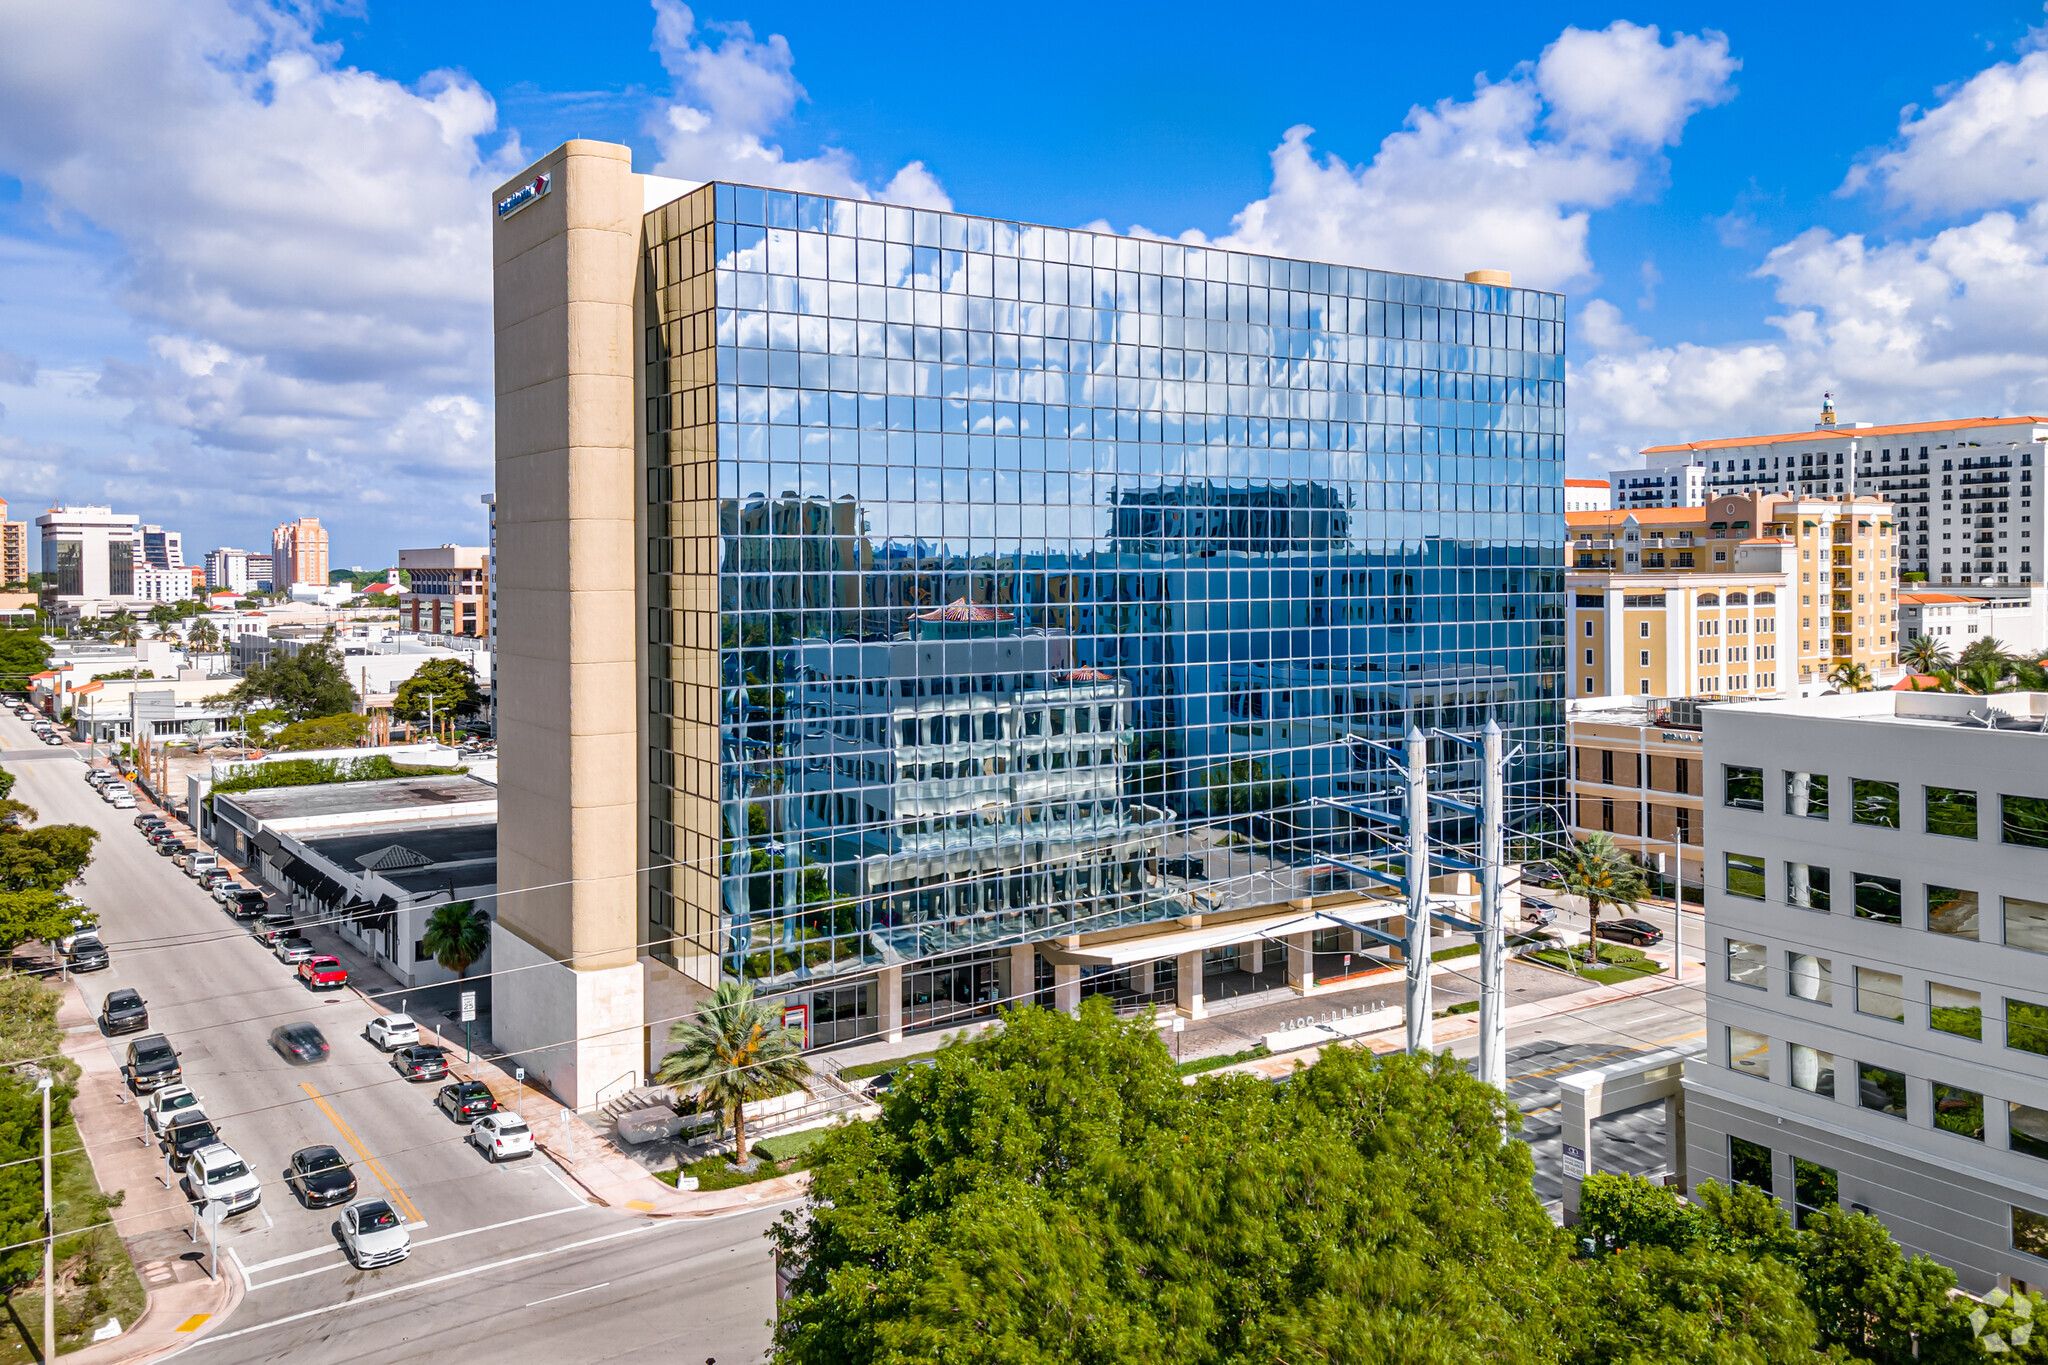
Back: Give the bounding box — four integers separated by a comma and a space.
639, 182, 1566, 1048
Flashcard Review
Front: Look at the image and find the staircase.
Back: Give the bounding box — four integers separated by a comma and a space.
598, 1084, 677, 1125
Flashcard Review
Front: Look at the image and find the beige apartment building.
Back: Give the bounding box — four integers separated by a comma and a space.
0, 501, 25, 586
271, 516, 330, 589
398, 544, 490, 637
1569, 492, 1898, 698
1566, 695, 1707, 896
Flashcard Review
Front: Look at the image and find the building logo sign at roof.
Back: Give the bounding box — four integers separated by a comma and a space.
496, 172, 550, 220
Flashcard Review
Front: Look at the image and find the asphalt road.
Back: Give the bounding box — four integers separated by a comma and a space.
0, 713, 787, 1364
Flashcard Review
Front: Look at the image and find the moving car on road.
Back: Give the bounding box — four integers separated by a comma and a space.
365, 1014, 419, 1051
340, 1199, 410, 1268
468, 1112, 532, 1162
269, 1022, 331, 1065
123, 1035, 182, 1092
390, 1045, 448, 1082
1594, 917, 1665, 947
99, 988, 148, 1035
436, 1080, 499, 1123
298, 956, 348, 990
284, 1145, 357, 1208
144, 1085, 202, 1138
186, 1143, 261, 1215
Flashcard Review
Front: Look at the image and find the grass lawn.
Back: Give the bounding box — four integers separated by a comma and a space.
1175, 1043, 1271, 1076
1527, 942, 1665, 986
0, 1113, 144, 1359
655, 1127, 830, 1191
836, 1050, 941, 1082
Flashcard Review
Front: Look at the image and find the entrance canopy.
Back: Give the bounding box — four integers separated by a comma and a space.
1034, 893, 1438, 968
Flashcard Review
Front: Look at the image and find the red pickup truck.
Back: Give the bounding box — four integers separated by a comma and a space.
298, 956, 348, 990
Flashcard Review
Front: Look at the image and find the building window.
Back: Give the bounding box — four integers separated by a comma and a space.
1725, 938, 1767, 988
1934, 1083, 1985, 1141
1730, 1136, 1773, 1189
1725, 852, 1766, 900
1790, 1044, 1835, 1098
1675, 807, 1691, 844
1601, 750, 1614, 785
2012, 1104, 2048, 1161
1601, 797, 1614, 832
1639, 622, 1651, 638
1724, 764, 1764, 810
2001, 794, 2048, 848
1928, 885, 1980, 938
2007, 997, 2048, 1055
1852, 778, 1900, 828
1858, 1064, 1907, 1118
1925, 785, 1978, 839
413, 938, 429, 963
1853, 872, 1902, 924
2005, 896, 2048, 953
1929, 982, 1983, 1039
2015, 1206, 2048, 1260
1638, 650, 1650, 667
1787, 863, 1830, 912
1784, 771, 1828, 818
1855, 967, 1905, 1021
1728, 1025, 1770, 1078
1793, 1157, 1838, 1228
1788, 952, 1832, 1004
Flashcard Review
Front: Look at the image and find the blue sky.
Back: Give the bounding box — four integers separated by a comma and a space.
0, 1, 2044, 566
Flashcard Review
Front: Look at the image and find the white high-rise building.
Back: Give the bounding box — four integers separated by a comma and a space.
204, 548, 253, 593
1609, 450, 1709, 509
1564, 478, 1611, 513
35, 506, 139, 601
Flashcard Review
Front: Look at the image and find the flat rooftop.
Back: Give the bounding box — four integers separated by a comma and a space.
300, 819, 496, 894
1724, 690, 2048, 734
216, 774, 498, 824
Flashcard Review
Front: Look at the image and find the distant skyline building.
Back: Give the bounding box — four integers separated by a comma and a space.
1608, 450, 1709, 510
397, 544, 489, 637
271, 517, 330, 589
204, 548, 252, 593
35, 505, 139, 601
1564, 478, 1612, 513
0, 500, 25, 586
137, 523, 185, 571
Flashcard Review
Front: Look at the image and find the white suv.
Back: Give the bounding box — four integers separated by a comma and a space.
366, 1014, 419, 1051
186, 1142, 261, 1214
469, 1112, 534, 1162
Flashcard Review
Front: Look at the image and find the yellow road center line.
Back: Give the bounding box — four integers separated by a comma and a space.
299, 1082, 421, 1223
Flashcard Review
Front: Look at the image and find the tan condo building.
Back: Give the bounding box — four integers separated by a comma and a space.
398, 545, 489, 637
0, 501, 25, 586
1567, 694, 1707, 898
272, 517, 330, 589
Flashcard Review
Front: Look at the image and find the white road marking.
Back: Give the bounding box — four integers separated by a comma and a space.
537, 1156, 588, 1208
524, 1281, 609, 1308
242, 1205, 580, 1286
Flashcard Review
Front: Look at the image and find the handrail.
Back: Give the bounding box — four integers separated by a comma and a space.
590, 1070, 643, 1110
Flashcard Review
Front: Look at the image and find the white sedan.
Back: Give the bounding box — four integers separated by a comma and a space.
144, 1085, 203, 1138
365, 1014, 419, 1051
469, 1112, 534, 1162
339, 1199, 410, 1268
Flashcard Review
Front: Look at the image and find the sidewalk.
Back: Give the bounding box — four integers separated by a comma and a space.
58, 985, 243, 1364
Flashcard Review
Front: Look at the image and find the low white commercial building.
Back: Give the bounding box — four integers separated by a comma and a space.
1899, 586, 2048, 661
1687, 690, 2048, 1292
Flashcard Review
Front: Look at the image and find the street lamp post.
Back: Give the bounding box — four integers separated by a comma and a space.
36, 1069, 52, 1355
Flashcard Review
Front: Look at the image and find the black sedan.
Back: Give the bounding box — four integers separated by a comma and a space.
284, 1145, 357, 1208
435, 1080, 499, 1123
391, 1046, 449, 1082
66, 937, 110, 972
269, 1022, 331, 1065
1594, 917, 1665, 947
99, 988, 148, 1035
161, 1115, 220, 1169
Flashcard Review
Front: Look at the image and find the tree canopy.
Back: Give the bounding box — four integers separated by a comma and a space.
0, 631, 50, 690
394, 657, 482, 725
269, 713, 369, 752
224, 644, 359, 720
771, 1005, 2030, 1365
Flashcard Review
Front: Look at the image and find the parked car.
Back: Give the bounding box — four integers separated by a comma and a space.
133, 814, 165, 832
99, 783, 129, 803
157, 840, 188, 860
161, 1114, 222, 1169
1520, 898, 1559, 928
436, 1080, 500, 1123
99, 987, 148, 1035
123, 1035, 182, 1092
84, 770, 113, 788
390, 1045, 448, 1082
284, 1145, 357, 1208
229, 890, 268, 918
366, 1014, 419, 1051
198, 870, 233, 895
468, 1112, 533, 1162
339, 1199, 410, 1268
186, 1142, 261, 1215
108, 791, 135, 809
185, 852, 218, 878
145, 1085, 203, 1138
38, 732, 61, 746
865, 1058, 937, 1095
1594, 917, 1665, 947
1520, 862, 1563, 888
269, 1022, 330, 1065
65, 934, 109, 972
273, 936, 316, 965
298, 956, 348, 990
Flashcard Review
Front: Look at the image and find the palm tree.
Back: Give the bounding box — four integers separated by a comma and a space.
1553, 831, 1648, 965
188, 619, 220, 653
420, 900, 489, 978
654, 980, 812, 1164
1959, 659, 2007, 696
1900, 635, 1951, 674
1828, 661, 1874, 693
106, 611, 139, 647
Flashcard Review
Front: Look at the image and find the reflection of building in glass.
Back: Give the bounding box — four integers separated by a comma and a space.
489, 141, 1569, 1103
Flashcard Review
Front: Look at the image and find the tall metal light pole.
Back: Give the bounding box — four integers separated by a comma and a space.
37, 1069, 52, 1355
1477, 720, 1507, 1090
1404, 726, 1433, 1057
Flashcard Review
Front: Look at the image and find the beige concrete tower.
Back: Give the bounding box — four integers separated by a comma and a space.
488, 141, 646, 1106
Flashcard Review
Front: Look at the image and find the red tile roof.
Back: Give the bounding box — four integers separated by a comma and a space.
1644, 415, 2047, 455
1564, 478, 1610, 488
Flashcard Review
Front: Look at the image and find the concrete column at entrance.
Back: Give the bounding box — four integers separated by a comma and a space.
1557, 1043, 1701, 1224
1285, 933, 1312, 993
1176, 950, 1206, 1019
1010, 942, 1036, 1008
1246, 938, 1264, 975
881, 966, 903, 1043
1053, 963, 1081, 1015
1133, 960, 1154, 994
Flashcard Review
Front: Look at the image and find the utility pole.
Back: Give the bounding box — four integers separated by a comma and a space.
1404, 726, 1433, 1057
1477, 719, 1507, 1090
37, 1070, 52, 1356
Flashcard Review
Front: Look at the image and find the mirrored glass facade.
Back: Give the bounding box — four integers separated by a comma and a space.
640, 182, 1567, 1045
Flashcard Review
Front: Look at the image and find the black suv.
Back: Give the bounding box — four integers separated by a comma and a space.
100, 989, 147, 1035
66, 935, 109, 972
285, 1145, 358, 1208
435, 1080, 499, 1123
161, 1114, 220, 1170
124, 1035, 182, 1092
392, 1046, 449, 1082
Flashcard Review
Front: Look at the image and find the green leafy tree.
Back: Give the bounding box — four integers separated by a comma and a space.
1554, 831, 1646, 963
0, 1069, 71, 1295
1900, 635, 1951, 674
0, 630, 51, 692
394, 657, 482, 726
225, 644, 359, 720
655, 981, 811, 1163
269, 713, 369, 751
419, 900, 489, 979
0, 826, 96, 895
